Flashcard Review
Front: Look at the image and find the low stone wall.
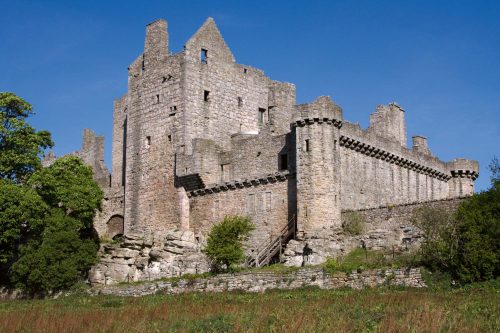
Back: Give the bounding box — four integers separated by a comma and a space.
90, 267, 425, 297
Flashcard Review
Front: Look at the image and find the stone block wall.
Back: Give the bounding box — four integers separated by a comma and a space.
90, 267, 425, 296
189, 176, 294, 251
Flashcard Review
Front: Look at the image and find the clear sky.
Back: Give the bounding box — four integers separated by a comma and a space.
1, 0, 499, 191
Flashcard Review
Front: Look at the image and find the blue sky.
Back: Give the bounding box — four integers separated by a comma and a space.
1, 0, 499, 191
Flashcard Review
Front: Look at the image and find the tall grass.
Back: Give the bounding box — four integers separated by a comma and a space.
0, 281, 498, 332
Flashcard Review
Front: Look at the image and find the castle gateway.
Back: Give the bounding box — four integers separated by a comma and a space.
75, 18, 478, 283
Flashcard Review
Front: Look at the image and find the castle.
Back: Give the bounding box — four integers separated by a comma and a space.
71, 18, 479, 283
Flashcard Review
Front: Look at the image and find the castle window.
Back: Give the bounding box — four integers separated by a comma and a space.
201, 49, 208, 64
258, 108, 266, 124
247, 194, 255, 213
204, 90, 210, 102
168, 134, 172, 142
305, 139, 310, 152
243, 68, 248, 74
265, 192, 272, 211
155, 94, 160, 104
334, 139, 337, 150
279, 154, 288, 170
145, 136, 151, 148
238, 96, 243, 107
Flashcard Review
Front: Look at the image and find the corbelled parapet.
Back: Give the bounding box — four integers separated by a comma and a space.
447, 158, 479, 180
293, 96, 343, 127
447, 158, 479, 197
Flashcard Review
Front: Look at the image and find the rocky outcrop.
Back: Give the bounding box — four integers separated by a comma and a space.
89, 230, 210, 286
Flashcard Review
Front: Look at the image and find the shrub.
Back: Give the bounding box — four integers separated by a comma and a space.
342, 212, 365, 235
202, 216, 254, 273
412, 177, 500, 284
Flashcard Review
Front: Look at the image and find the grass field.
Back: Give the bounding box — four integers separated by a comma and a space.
0, 276, 498, 333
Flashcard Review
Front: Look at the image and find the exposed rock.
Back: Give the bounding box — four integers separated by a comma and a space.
89, 231, 209, 286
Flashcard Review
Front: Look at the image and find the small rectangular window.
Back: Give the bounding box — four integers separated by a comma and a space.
265, 192, 272, 211
334, 139, 337, 150
204, 90, 210, 102
305, 139, 310, 152
237, 96, 243, 107
247, 194, 255, 213
145, 136, 151, 148
168, 135, 172, 142
279, 154, 288, 170
201, 49, 208, 64
258, 108, 266, 124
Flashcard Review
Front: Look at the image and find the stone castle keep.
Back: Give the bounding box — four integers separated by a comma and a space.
68, 18, 479, 284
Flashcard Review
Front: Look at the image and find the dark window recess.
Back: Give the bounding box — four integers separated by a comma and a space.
334, 139, 337, 150
238, 97, 243, 107
258, 108, 266, 124
170, 106, 177, 112
204, 90, 210, 102
305, 139, 310, 152
146, 136, 151, 147
201, 49, 208, 64
155, 94, 160, 103
243, 68, 248, 74
279, 154, 288, 170
168, 135, 172, 142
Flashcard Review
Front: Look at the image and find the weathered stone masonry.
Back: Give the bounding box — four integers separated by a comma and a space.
62, 17, 478, 284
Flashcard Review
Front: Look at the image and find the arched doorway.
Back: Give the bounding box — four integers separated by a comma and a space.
107, 215, 124, 239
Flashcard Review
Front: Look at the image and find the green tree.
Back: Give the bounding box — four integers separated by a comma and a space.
203, 216, 254, 272
413, 157, 500, 284
412, 206, 457, 272
0, 92, 53, 183
0, 179, 48, 283
453, 181, 500, 283
11, 212, 99, 293
28, 156, 103, 228
8, 156, 104, 292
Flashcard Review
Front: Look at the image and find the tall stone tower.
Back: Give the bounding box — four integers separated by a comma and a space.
447, 159, 479, 197
293, 96, 343, 238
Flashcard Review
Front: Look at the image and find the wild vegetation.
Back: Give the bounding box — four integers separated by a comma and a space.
342, 211, 365, 235
412, 157, 500, 284
0, 92, 103, 293
0, 277, 498, 333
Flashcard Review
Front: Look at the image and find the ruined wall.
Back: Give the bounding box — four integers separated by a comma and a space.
182, 18, 271, 154
230, 131, 291, 181
339, 121, 452, 211
189, 175, 294, 250
111, 95, 127, 188
123, 20, 186, 235
90, 267, 425, 294
369, 103, 406, 147
93, 187, 125, 239
343, 197, 465, 251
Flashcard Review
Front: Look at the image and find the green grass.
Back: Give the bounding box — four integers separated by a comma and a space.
0, 279, 498, 332
324, 248, 421, 274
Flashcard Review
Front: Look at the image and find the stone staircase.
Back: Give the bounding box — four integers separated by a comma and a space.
245, 215, 296, 268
